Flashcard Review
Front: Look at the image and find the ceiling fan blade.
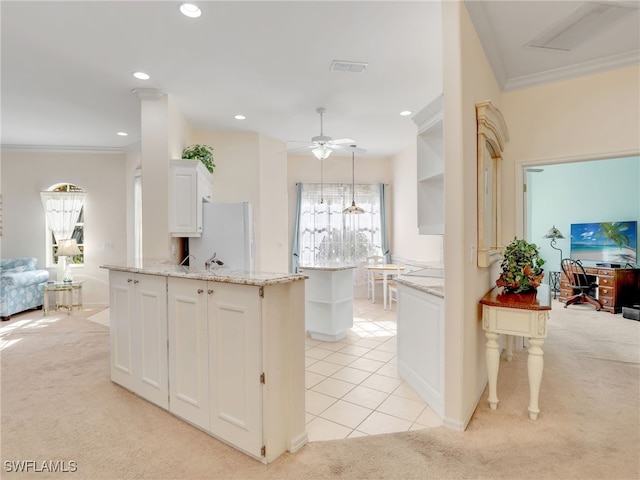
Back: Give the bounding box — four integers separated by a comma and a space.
332, 144, 367, 154
285, 145, 314, 153
330, 138, 356, 145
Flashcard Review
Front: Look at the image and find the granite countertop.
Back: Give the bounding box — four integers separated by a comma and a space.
101, 259, 306, 287
395, 275, 444, 298
298, 264, 357, 271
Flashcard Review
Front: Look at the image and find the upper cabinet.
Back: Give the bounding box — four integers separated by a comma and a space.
413, 94, 444, 235
169, 159, 213, 237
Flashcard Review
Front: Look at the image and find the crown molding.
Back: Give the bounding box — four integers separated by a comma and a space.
504, 50, 640, 92
1, 144, 129, 154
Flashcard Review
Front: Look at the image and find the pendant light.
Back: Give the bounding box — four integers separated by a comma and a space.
343, 151, 364, 214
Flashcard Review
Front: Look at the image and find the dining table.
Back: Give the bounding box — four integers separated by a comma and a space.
366, 263, 405, 310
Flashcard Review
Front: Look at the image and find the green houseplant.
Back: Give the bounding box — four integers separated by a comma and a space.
182, 144, 215, 174
496, 237, 545, 293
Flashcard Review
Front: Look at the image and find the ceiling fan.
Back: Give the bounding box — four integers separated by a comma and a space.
287, 107, 366, 159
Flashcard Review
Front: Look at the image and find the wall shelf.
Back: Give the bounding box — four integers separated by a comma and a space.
413, 94, 444, 235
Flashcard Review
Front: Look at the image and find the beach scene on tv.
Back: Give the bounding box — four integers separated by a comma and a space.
570, 221, 638, 265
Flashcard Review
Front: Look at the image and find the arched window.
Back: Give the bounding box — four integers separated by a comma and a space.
41, 183, 85, 267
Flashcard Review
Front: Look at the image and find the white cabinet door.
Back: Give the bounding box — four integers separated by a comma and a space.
133, 273, 168, 409
208, 283, 263, 458
167, 277, 210, 429
110, 271, 135, 391
169, 159, 212, 237
109, 271, 168, 409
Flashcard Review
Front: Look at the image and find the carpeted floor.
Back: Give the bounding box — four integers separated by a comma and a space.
0, 301, 638, 480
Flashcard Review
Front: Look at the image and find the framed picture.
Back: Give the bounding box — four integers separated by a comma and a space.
570, 221, 637, 264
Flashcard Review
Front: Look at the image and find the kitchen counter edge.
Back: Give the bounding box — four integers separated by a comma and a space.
101, 263, 307, 287
396, 275, 444, 298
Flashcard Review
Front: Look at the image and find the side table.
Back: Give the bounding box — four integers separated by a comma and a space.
479, 286, 551, 420
43, 281, 84, 315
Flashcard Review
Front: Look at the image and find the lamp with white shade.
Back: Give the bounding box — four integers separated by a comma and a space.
57, 238, 81, 283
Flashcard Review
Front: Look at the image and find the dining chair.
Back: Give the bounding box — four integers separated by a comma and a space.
366, 255, 384, 301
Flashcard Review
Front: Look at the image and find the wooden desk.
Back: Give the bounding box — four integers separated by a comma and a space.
559, 266, 639, 313
366, 264, 405, 310
480, 287, 551, 420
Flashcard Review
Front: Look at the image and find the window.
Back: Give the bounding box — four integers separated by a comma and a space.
296, 183, 383, 267
42, 183, 85, 267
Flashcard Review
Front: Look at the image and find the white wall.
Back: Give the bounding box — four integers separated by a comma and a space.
1, 150, 127, 306
390, 144, 443, 264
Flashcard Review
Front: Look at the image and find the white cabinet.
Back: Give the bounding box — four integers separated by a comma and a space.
109, 271, 168, 409
169, 159, 213, 237
301, 267, 355, 341
167, 277, 306, 462
413, 94, 444, 235
167, 277, 211, 428
396, 282, 444, 418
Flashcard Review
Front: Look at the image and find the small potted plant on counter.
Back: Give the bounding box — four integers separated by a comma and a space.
182, 144, 215, 174
496, 237, 545, 293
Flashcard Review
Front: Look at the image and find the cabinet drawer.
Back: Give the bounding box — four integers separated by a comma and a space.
598, 287, 614, 300
584, 267, 599, 275
599, 297, 614, 308
599, 276, 614, 287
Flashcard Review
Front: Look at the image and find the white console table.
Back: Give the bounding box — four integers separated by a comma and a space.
299, 265, 356, 341
480, 287, 551, 420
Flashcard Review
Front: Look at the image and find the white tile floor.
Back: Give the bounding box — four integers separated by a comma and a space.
305, 298, 442, 441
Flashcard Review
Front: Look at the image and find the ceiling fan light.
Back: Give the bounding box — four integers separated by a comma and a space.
312, 145, 332, 160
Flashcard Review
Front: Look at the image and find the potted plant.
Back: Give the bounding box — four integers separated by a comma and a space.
496, 237, 545, 293
182, 144, 215, 174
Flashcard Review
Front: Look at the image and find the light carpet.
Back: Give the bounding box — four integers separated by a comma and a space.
0, 301, 638, 480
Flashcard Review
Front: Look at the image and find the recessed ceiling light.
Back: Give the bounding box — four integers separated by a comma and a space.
180, 3, 201, 18
116, 132, 128, 136
400, 110, 412, 116
133, 72, 150, 80
234, 114, 246, 120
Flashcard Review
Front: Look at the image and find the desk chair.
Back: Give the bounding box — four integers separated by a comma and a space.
366, 255, 384, 301
561, 258, 602, 310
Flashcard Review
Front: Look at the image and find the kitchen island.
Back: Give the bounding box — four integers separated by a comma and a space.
395, 268, 445, 419
298, 264, 356, 341
102, 260, 307, 464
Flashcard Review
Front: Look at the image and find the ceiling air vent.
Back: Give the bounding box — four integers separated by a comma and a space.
525, 2, 638, 52
330, 60, 368, 73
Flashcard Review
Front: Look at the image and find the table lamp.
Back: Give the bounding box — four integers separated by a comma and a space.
57, 239, 81, 283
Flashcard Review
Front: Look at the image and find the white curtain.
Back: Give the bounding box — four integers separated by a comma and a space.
297, 183, 382, 268
40, 191, 86, 243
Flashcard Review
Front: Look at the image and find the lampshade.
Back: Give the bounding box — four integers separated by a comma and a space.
343, 151, 364, 215
312, 144, 332, 160
57, 238, 81, 256
543, 225, 565, 239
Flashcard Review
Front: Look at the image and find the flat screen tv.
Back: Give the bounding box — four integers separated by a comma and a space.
570, 221, 637, 265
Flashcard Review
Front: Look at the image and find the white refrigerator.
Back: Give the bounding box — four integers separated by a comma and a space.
188, 202, 254, 271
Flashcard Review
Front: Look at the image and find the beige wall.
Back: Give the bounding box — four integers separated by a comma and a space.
192, 130, 290, 272
0, 150, 127, 306
501, 65, 640, 237
390, 144, 443, 264
441, 0, 504, 430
